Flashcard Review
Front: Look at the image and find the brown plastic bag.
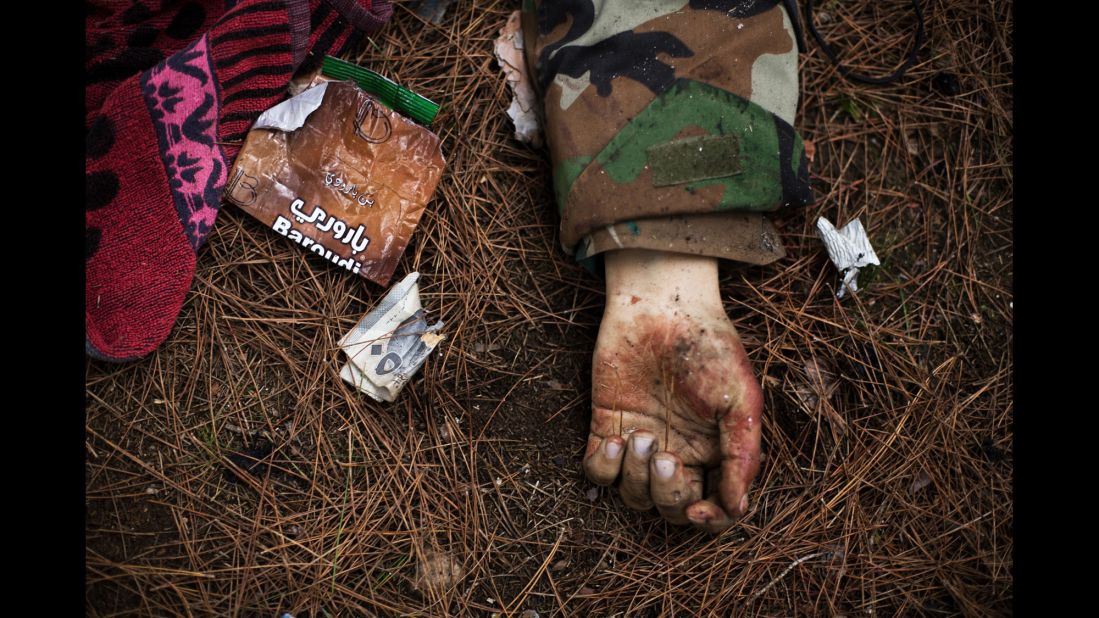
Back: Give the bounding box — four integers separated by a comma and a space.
224, 80, 445, 286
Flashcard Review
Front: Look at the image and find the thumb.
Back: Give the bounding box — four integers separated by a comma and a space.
718, 364, 763, 518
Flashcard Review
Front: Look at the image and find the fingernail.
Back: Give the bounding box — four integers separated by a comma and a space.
605, 440, 622, 458
654, 457, 675, 479
632, 435, 654, 455
739, 494, 749, 514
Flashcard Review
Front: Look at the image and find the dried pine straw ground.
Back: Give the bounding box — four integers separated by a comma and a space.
86, 1, 1012, 615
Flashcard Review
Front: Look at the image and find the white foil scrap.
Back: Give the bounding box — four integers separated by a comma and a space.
816, 217, 880, 298
252, 82, 329, 132
339, 272, 445, 402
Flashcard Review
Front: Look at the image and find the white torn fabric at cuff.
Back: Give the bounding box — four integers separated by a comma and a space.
339, 272, 445, 402
605, 225, 623, 248
816, 217, 880, 298
252, 82, 329, 132
494, 10, 542, 146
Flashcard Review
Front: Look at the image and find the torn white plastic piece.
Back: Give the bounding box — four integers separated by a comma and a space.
494, 11, 542, 146
253, 82, 329, 132
339, 272, 445, 402
816, 217, 880, 298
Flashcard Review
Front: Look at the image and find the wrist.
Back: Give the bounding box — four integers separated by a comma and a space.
603, 249, 723, 312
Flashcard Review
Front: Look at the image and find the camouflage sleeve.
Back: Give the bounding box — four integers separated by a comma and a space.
522, 0, 812, 264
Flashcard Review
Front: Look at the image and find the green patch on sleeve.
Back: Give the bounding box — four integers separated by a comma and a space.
594, 79, 784, 211
646, 134, 742, 187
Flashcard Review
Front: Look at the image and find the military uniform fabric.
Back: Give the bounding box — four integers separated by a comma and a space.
521, 0, 812, 264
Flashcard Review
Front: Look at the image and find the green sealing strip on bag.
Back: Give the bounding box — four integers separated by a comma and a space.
321, 56, 440, 125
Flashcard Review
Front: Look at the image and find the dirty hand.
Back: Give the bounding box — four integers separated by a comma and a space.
584, 249, 762, 533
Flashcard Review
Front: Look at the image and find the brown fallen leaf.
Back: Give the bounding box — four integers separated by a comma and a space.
904, 132, 920, 156
793, 357, 847, 436
414, 550, 464, 596
909, 469, 932, 494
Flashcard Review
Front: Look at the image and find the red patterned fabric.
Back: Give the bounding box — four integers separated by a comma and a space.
86, 0, 393, 361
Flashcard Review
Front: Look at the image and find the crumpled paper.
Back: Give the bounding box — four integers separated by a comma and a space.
494, 10, 542, 146
816, 217, 880, 298
339, 272, 445, 402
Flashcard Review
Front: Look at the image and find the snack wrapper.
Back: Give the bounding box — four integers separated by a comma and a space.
224, 80, 445, 286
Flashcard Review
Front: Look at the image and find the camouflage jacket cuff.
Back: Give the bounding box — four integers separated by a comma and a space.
576, 212, 785, 265
523, 0, 813, 255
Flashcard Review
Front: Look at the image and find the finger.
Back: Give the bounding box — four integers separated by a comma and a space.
619, 430, 657, 510
583, 434, 625, 486
685, 499, 737, 534
717, 364, 763, 519
650, 452, 703, 525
